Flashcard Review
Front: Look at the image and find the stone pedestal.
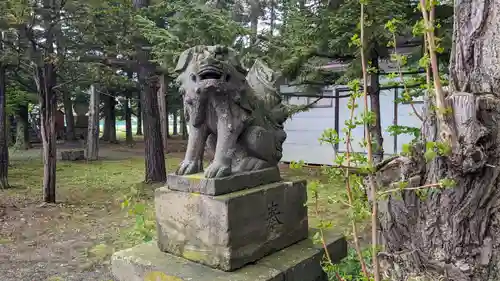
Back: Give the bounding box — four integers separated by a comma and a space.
112, 230, 347, 281
60, 149, 85, 161
166, 167, 282, 195
112, 169, 347, 281
156, 178, 308, 271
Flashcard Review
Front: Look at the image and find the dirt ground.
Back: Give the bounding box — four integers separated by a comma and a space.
0, 138, 188, 281
0, 137, 357, 281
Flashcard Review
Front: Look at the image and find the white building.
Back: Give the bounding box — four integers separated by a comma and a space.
279, 60, 424, 165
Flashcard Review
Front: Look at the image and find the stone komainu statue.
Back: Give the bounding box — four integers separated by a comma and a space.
174, 45, 292, 178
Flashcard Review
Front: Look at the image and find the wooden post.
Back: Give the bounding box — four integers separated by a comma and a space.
86, 84, 100, 161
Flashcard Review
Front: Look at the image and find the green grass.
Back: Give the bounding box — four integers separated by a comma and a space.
280, 165, 364, 237
3, 150, 361, 267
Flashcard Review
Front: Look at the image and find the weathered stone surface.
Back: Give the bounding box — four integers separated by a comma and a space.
173, 45, 292, 179
60, 149, 85, 161
111, 230, 347, 281
167, 167, 282, 195
155, 179, 308, 271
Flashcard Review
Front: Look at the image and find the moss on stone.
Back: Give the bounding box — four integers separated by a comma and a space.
144, 271, 185, 281
214, 182, 283, 200
181, 249, 212, 264
184, 173, 205, 179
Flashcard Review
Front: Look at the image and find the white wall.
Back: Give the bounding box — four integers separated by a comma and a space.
280, 85, 338, 165
280, 80, 423, 165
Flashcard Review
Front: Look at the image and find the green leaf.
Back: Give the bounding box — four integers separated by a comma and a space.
424, 150, 438, 162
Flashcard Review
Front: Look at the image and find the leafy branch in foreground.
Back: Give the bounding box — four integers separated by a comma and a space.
310, 78, 371, 280
418, 0, 455, 146
385, 18, 423, 122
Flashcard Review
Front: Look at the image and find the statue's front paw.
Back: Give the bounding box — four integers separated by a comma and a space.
176, 160, 203, 175
204, 161, 231, 178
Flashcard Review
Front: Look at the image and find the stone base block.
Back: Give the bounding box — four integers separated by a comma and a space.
111, 230, 347, 281
155, 179, 308, 271
166, 167, 282, 195
60, 149, 85, 161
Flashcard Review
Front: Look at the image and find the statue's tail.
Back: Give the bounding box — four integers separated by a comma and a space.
246, 59, 284, 109
246, 59, 321, 122
283, 97, 322, 119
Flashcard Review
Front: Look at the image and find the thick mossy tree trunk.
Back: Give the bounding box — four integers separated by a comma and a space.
133, 0, 166, 183
14, 105, 31, 150
0, 61, 8, 189
376, 1, 500, 280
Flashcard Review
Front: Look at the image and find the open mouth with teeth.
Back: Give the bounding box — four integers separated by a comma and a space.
198, 67, 230, 82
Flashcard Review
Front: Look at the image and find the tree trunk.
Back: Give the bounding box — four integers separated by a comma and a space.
368, 48, 383, 164
298, 0, 305, 10
166, 112, 170, 138
158, 74, 169, 151
136, 91, 143, 136
249, 0, 260, 53
56, 23, 75, 142
269, 0, 275, 36
108, 96, 117, 143
0, 62, 8, 189
14, 105, 31, 150
35, 0, 58, 203
138, 63, 166, 183
101, 94, 111, 141
38, 68, 57, 203
6, 115, 13, 147
124, 94, 133, 145
86, 84, 99, 161
173, 110, 178, 135
180, 104, 188, 140
376, 1, 500, 280
62, 91, 76, 141
133, 0, 166, 183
